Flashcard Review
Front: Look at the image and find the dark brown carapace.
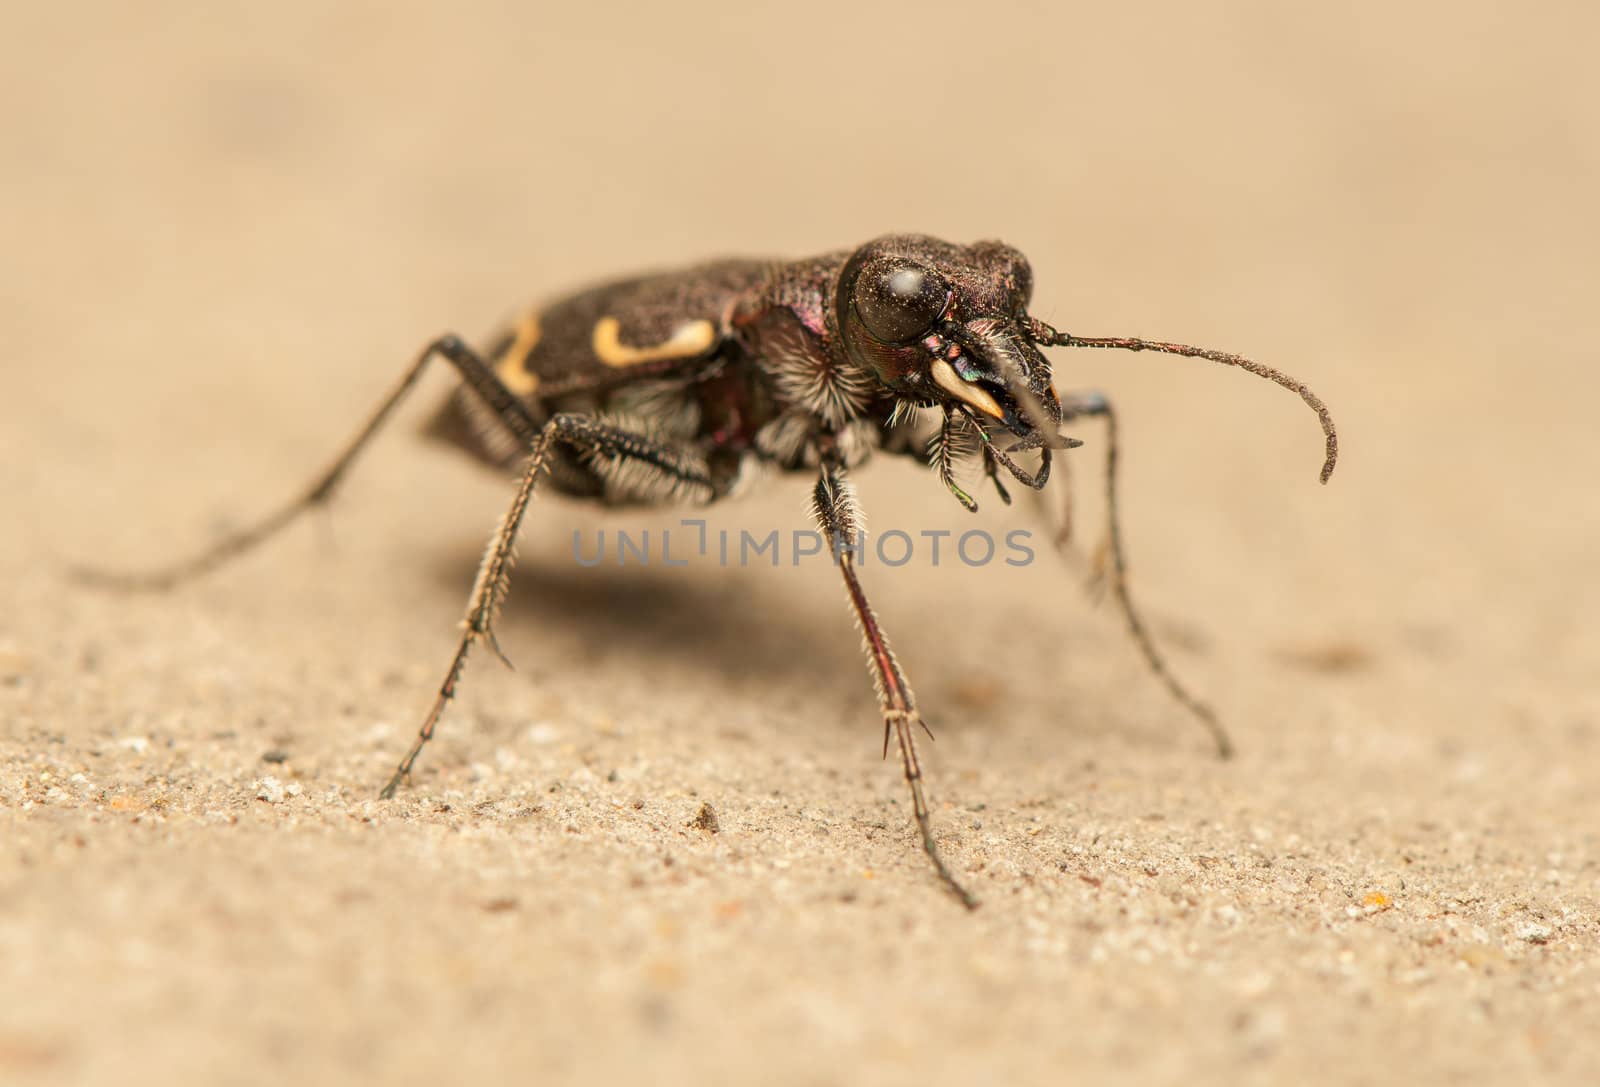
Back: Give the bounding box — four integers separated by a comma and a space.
84, 234, 1339, 908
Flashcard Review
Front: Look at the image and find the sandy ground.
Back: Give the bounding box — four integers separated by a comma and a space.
4, 3, 1598, 1084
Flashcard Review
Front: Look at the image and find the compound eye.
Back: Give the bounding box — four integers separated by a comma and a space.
1010, 262, 1033, 313
852, 261, 951, 344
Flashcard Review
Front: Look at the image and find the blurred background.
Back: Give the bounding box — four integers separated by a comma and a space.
7, 1, 1596, 670
2, 2, 1597, 1084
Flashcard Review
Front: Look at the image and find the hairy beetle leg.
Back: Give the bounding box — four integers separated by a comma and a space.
71, 334, 539, 592
813, 462, 979, 910
380, 414, 711, 798
1058, 390, 1234, 760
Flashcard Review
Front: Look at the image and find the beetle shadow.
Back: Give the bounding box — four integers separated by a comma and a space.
426, 544, 864, 694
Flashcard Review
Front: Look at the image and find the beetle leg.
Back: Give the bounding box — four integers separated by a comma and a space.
74, 334, 538, 591
932, 409, 979, 512
380, 414, 711, 798
1049, 443, 1075, 548
1057, 390, 1234, 759
811, 461, 979, 910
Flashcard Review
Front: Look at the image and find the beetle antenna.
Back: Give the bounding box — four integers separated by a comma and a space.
1031, 323, 1338, 484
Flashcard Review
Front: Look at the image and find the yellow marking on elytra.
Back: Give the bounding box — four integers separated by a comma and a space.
494, 312, 542, 396
930, 358, 1005, 420
592, 316, 716, 368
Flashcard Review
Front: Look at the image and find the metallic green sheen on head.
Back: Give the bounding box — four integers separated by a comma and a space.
834, 234, 1060, 442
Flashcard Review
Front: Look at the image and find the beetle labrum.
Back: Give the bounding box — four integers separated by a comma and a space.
87, 235, 1338, 908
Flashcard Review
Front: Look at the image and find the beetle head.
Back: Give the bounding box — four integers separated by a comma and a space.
835, 235, 1073, 468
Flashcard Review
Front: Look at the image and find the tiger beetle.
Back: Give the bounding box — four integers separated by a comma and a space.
83, 234, 1339, 909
